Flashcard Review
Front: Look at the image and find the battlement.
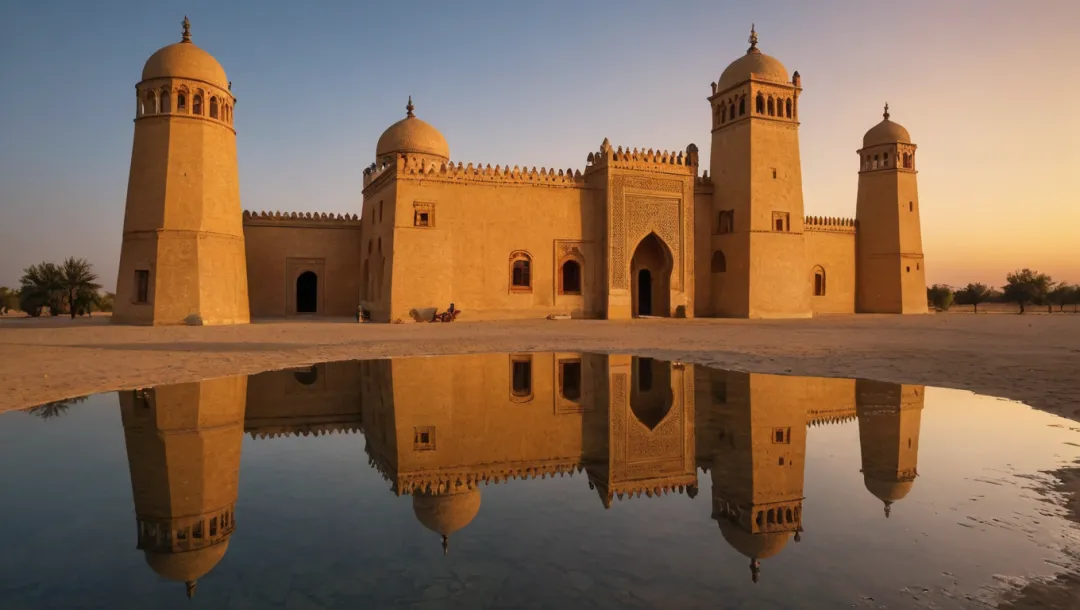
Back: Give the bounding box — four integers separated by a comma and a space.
242, 210, 361, 225
586, 138, 700, 175
804, 215, 856, 233
695, 171, 714, 193
365, 154, 589, 190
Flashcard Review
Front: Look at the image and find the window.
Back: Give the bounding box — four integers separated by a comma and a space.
772, 211, 790, 232
177, 93, 186, 111
755, 93, 765, 114
193, 94, 203, 115
739, 95, 746, 116
415, 211, 429, 226
717, 209, 734, 234
772, 168, 777, 179
135, 270, 149, 303
772, 427, 791, 444
413, 202, 434, 227
785, 98, 792, 118
909, 201, 914, 212
883, 152, 890, 167
160, 90, 170, 113
718, 103, 726, 124
413, 426, 436, 451
559, 359, 582, 402
510, 251, 531, 292
143, 91, 156, 115
210, 97, 219, 119
711, 251, 727, 273
767, 96, 775, 116
728, 103, 734, 121
510, 355, 532, 398
779, 457, 785, 466
637, 357, 653, 392
813, 266, 826, 296
560, 259, 582, 294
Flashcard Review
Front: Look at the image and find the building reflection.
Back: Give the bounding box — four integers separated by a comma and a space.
118, 354, 923, 595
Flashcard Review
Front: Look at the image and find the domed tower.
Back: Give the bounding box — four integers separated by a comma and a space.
855, 105, 927, 314
710, 372, 807, 582
855, 380, 924, 517
375, 97, 450, 168
119, 375, 248, 598
412, 488, 481, 555
707, 25, 809, 319
114, 17, 249, 326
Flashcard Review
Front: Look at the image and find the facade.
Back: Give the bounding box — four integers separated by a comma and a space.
115, 21, 927, 324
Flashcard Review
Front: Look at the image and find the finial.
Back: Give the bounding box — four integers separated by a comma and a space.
406, 96, 415, 118
185, 580, 197, 599
750, 559, 761, 584
441, 534, 449, 556
884, 501, 892, 518
883, 102, 890, 121
181, 16, 191, 43
747, 23, 759, 53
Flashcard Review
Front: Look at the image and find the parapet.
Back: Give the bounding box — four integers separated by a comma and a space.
695, 171, 714, 193
586, 138, 699, 176
242, 210, 362, 226
804, 215, 856, 234
390, 154, 588, 189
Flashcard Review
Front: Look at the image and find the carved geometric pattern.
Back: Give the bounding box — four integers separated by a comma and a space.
611, 373, 627, 463
627, 196, 682, 291
610, 175, 685, 289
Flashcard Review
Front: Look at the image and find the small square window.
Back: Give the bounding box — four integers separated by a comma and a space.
772, 211, 790, 232
414, 426, 436, 451
413, 202, 434, 228
511, 355, 533, 400
415, 211, 429, 226
772, 427, 791, 444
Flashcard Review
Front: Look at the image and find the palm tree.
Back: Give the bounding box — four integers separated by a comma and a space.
26, 396, 88, 420
60, 257, 101, 319
19, 262, 65, 316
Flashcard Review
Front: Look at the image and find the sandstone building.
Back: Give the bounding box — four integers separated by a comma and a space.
115, 20, 927, 324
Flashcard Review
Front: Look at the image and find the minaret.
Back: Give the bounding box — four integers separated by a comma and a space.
855, 104, 927, 314
707, 25, 810, 318
114, 17, 249, 325
710, 372, 807, 582
855, 380, 924, 517
120, 375, 247, 598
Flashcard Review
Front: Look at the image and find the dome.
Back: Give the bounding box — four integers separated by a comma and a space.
144, 540, 229, 584
717, 520, 793, 560
412, 488, 481, 537
862, 104, 911, 147
376, 97, 450, 161
863, 476, 914, 503
716, 26, 790, 93
141, 18, 228, 89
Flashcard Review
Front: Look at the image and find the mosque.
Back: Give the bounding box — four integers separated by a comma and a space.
118, 355, 924, 597
112, 18, 927, 325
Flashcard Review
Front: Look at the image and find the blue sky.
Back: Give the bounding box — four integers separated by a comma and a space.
2, 1, 1077, 291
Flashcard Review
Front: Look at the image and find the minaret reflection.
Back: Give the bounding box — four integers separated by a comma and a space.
698, 368, 808, 583
119, 376, 247, 599
856, 380, 924, 518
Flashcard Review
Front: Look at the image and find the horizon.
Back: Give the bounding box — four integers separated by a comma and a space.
2, 1, 1078, 292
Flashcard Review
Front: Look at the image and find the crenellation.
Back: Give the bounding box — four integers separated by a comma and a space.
803, 215, 856, 233
242, 210, 361, 224
388, 153, 589, 187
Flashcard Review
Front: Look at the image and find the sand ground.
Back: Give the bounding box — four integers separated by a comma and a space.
1, 313, 1079, 607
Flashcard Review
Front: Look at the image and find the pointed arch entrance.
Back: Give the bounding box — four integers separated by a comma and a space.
630, 233, 673, 317
296, 271, 318, 313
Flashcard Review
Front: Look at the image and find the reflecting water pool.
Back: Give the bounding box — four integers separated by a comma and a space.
2, 354, 1079, 609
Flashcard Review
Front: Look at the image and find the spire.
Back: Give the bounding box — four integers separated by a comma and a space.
181, 16, 191, 43
883, 102, 890, 121
406, 96, 415, 118
185, 580, 197, 599
884, 500, 893, 518
747, 23, 759, 53
441, 534, 449, 556
750, 559, 761, 584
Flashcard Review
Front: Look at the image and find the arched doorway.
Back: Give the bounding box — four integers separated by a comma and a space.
630, 233, 672, 317
296, 271, 318, 314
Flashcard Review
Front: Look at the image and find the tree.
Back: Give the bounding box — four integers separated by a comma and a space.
1002, 269, 1054, 314
60, 257, 101, 319
96, 291, 115, 313
955, 282, 991, 313
19, 262, 65, 317
0, 286, 18, 315
26, 396, 87, 420
927, 284, 954, 311
1048, 283, 1073, 312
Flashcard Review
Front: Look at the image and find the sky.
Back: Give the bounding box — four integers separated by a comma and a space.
1, 0, 1078, 292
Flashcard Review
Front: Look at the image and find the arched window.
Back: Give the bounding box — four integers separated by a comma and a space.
785, 98, 792, 118
210, 97, 219, 119
711, 251, 727, 273
719, 102, 726, 124
560, 259, 582, 295
755, 93, 765, 114
728, 102, 735, 121
378, 200, 383, 223
143, 90, 157, 115
739, 95, 746, 116
177, 93, 186, 111
193, 94, 203, 115
767, 96, 775, 116
873, 154, 879, 169
510, 251, 531, 291
813, 265, 826, 296
160, 89, 171, 113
